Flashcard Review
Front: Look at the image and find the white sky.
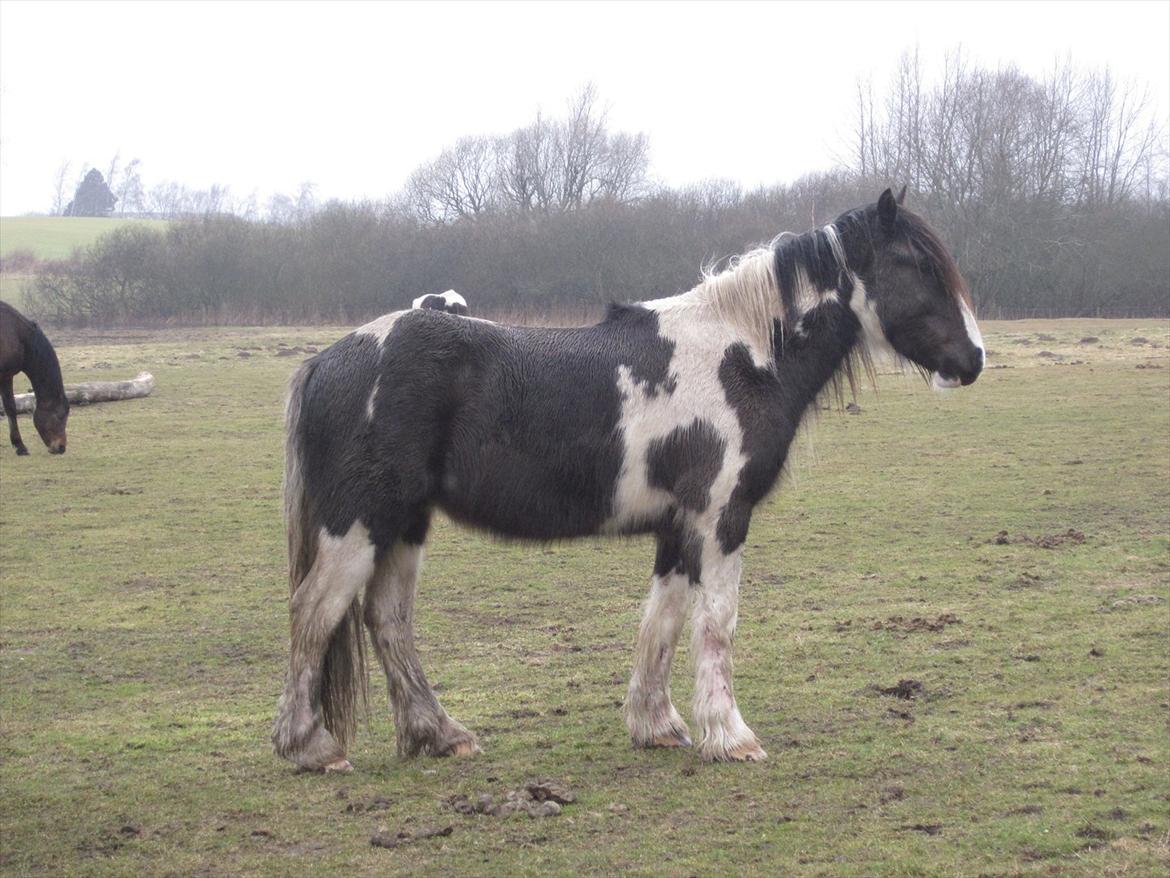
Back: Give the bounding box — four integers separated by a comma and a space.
1, 0, 1167, 216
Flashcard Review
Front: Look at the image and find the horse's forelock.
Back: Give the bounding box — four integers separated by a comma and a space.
902, 209, 972, 310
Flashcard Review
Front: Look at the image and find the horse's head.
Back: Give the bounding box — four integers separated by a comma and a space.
33, 398, 68, 454
840, 188, 984, 388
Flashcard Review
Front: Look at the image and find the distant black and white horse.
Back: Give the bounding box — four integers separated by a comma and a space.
272, 189, 984, 771
412, 289, 468, 316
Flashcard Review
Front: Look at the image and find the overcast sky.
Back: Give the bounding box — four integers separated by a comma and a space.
1, 0, 1167, 216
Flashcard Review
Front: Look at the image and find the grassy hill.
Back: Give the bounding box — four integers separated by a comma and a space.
0, 216, 169, 261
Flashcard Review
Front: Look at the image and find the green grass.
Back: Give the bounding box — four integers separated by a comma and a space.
1, 319, 1167, 876
0, 216, 169, 261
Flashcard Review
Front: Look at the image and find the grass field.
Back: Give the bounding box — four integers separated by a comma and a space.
1, 318, 1167, 877
0, 216, 169, 261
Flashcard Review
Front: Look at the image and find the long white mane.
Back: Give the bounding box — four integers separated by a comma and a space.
645, 226, 850, 363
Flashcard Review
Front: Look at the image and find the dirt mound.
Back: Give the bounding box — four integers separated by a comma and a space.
442, 779, 576, 819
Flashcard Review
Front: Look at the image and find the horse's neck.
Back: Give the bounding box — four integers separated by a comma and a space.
22, 330, 66, 402
774, 301, 864, 416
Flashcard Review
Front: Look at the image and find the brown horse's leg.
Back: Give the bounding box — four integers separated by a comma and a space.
364, 541, 479, 758
0, 375, 28, 455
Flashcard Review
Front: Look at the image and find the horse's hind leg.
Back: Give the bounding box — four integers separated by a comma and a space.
625, 529, 695, 748
272, 522, 376, 772
0, 375, 28, 455
364, 526, 480, 759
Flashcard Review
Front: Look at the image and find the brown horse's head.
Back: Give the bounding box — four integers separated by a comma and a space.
33, 398, 68, 454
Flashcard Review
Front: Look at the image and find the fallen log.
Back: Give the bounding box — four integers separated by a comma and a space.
0, 372, 155, 415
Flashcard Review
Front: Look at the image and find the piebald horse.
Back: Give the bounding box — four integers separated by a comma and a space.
272, 189, 984, 771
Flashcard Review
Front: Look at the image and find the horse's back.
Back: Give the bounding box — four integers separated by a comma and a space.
295, 307, 681, 544
0, 301, 32, 376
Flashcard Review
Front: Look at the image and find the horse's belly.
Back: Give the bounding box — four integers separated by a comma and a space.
437, 440, 625, 540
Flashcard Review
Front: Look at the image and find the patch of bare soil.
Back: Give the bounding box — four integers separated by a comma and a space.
898, 823, 943, 835
343, 795, 393, 814
873, 679, 925, 700
1075, 823, 1115, 843
369, 825, 453, 849
872, 613, 960, 633
993, 528, 1086, 548
1007, 804, 1044, 816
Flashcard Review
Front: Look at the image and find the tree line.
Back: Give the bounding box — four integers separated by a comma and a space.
28, 58, 1170, 324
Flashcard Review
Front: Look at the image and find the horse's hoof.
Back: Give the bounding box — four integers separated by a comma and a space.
725, 741, 767, 762
648, 729, 692, 748
15, 447, 29, 456
322, 758, 353, 774
449, 739, 481, 758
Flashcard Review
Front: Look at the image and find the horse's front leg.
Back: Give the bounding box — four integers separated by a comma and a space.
0, 375, 29, 455
624, 530, 694, 748
690, 541, 766, 762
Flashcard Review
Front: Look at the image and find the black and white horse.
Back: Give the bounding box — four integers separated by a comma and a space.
272, 189, 984, 771
412, 289, 469, 316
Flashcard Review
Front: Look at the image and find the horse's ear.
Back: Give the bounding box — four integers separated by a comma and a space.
895, 184, 907, 205
878, 188, 898, 230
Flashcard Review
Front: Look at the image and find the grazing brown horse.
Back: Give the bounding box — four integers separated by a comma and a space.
0, 301, 69, 455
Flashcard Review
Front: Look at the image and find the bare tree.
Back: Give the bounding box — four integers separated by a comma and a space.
51, 161, 72, 215
115, 158, 144, 215
405, 136, 498, 222
401, 84, 650, 222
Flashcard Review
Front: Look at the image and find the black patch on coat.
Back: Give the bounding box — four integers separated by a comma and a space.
292, 306, 677, 552
653, 522, 704, 584
716, 301, 861, 554
646, 419, 726, 513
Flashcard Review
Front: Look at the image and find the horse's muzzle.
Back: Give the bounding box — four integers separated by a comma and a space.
933, 347, 984, 388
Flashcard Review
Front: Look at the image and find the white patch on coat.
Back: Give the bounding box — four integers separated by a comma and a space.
605, 306, 749, 533
292, 521, 377, 625
366, 376, 381, 420
849, 278, 896, 362
355, 311, 405, 345
412, 289, 467, 311
643, 247, 782, 368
